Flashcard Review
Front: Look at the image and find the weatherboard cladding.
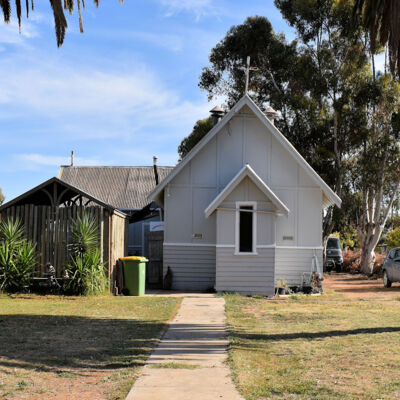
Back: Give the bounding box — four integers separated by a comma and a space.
275, 247, 323, 286
59, 166, 173, 210
163, 244, 216, 291
216, 246, 275, 296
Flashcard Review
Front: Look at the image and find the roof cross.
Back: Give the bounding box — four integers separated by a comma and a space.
242, 56, 258, 94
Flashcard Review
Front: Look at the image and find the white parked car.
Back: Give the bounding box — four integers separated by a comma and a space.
382, 248, 400, 288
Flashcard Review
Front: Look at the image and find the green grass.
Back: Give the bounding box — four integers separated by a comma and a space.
149, 362, 200, 369
0, 293, 181, 399
225, 292, 400, 400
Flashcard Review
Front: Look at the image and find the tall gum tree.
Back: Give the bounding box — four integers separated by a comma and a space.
354, 72, 400, 274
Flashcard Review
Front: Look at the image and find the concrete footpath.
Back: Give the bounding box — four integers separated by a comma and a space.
126, 295, 244, 400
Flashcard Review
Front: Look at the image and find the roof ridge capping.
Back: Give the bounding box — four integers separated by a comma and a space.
204, 164, 289, 218
60, 165, 174, 168
148, 94, 341, 209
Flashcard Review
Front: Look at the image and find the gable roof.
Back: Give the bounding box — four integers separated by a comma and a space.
0, 177, 125, 216
204, 164, 289, 218
59, 166, 174, 210
149, 94, 341, 208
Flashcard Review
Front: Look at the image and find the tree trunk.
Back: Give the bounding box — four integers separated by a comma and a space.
360, 241, 376, 275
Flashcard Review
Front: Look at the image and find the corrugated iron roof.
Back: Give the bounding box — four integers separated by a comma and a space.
58, 166, 173, 210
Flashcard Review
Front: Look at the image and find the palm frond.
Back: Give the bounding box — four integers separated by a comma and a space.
0, 0, 124, 46
0, 0, 11, 23
49, 0, 68, 47
15, 0, 21, 31
353, 0, 400, 76
77, 0, 83, 33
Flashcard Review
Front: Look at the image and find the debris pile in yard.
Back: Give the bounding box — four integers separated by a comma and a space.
343, 250, 385, 276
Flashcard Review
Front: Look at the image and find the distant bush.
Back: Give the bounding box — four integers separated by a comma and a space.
332, 226, 360, 250
65, 213, 108, 295
385, 227, 400, 249
0, 218, 36, 293
343, 250, 385, 276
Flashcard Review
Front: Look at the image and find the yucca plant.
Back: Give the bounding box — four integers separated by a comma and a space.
69, 213, 99, 258
0, 218, 36, 293
66, 249, 108, 295
65, 213, 108, 295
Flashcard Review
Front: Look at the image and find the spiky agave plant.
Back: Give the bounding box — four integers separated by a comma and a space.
69, 213, 99, 259
66, 249, 107, 295
65, 212, 108, 295
0, 0, 124, 47
0, 218, 36, 293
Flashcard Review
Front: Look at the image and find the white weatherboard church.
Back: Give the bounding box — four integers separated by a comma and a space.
149, 94, 341, 296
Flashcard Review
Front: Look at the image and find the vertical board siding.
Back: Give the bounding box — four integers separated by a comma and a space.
109, 213, 128, 287
0, 205, 120, 278
275, 247, 323, 286
216, 247, 275, 296
163, 245, 216, 291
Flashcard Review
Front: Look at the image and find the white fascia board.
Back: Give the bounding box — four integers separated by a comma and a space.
204, 164, 290, 218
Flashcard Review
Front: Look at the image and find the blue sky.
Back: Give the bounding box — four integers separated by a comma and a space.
0, 0, 294, 201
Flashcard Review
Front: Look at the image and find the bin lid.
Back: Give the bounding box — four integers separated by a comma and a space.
120, 256, 148, 262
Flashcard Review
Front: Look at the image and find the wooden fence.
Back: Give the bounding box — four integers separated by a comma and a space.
0, 205, 105, 277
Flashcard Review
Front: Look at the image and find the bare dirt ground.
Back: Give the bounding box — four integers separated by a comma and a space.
324, 272, 400, 299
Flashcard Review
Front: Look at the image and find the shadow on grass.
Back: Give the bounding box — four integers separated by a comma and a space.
0, 315, 168, 373
230, 326, 400, 343
335, 286, 400, 293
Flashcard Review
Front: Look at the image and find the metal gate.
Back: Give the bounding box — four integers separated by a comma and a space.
146, 230, 164, 288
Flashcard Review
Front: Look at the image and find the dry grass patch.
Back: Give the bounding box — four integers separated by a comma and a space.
225, 292, 400, 400
149, 362, 200, 369
0, 294, 181, 400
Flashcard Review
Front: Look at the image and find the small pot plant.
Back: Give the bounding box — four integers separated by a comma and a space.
310, 272, 323, 294
276, 279, 288, 295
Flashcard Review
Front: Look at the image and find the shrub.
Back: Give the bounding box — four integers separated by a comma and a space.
343, 249, 385, 276
65, 213, 108, 295
66, 249, 108, 295
385, 227, 400, 249
0, 218, 36, 292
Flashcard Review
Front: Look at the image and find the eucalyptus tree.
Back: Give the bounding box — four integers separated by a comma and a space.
0, 0, 123, 46
178, 117, 214, 160
352, 73, 400, 273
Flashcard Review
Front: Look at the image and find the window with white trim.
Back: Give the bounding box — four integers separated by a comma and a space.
235, 202, 257, 254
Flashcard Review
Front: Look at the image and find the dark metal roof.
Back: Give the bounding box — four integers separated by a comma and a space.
58, 166, 174, 210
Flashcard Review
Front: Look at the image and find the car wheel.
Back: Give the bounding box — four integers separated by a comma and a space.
383, 271, 392, 288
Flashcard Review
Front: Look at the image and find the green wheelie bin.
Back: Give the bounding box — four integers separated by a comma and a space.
120, 256, 148, 296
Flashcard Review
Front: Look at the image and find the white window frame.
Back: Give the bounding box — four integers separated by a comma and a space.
235, 201, 257, 255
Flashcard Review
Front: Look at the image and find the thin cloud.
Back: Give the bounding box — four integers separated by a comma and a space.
130, 31, 184, 52
0, 53, 210, 140
15, 154, 102, 170
159, 0, 220, 19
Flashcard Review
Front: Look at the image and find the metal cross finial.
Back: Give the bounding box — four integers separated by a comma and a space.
244, 56, 258, 94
